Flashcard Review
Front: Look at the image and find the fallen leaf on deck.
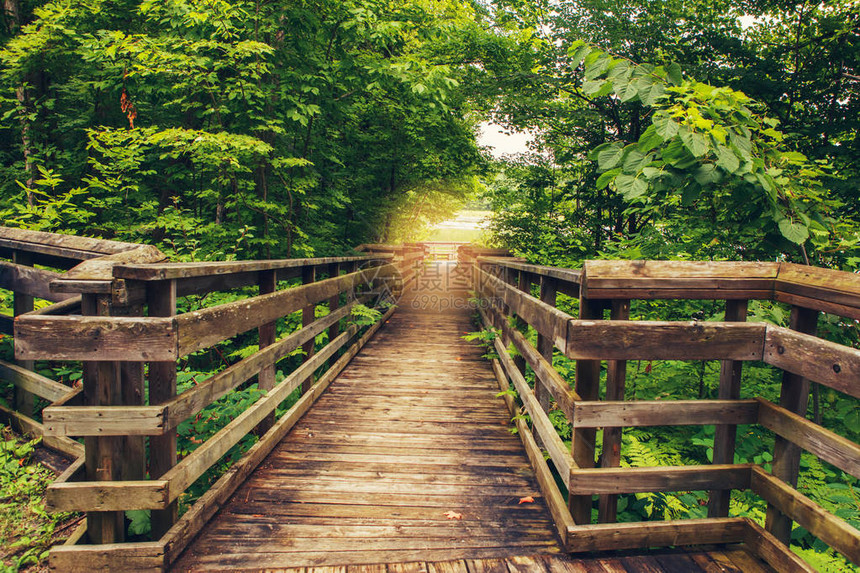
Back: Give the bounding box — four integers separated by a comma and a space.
444, 511, 462, 520
518, 496, 535, 504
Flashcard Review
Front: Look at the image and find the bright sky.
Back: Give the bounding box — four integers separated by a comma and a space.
477, 121, 533, 158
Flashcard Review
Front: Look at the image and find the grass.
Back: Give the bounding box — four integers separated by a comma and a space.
0, 428, 79, 572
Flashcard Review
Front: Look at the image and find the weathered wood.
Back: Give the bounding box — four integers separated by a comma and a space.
764, 325, 860, 399
598, 299, 629, 524
0, 359, 71, 402
256, 270, 277, 433
20, 294, 81, 316
581, 260, 780, 300
113, 255, 389, 281
48, 479, 169, 512
162, 306, 393, 567
743, 518, 817, 573
573, 400, 759, 428
80, 293, 124, 545
0, 314, 12, 335
709, 299, 748, 519
13, 314, 176, 361
566, 517, 748, 552
776, 262, 860, 319
301, 265, 317, 393
569, 297, 603, 526
161, 327, 356, 501
0, 260, 72, 301
479, 269, 571, 353
43, 405, 166, 436
757, 398, 860, 478
535, 276, 558, 414
53, 245, 167, 282
148, 279, 178, 539
568, 464, 752, 495
751, 466, 859, 565
479, 257, 582, 289
564, 320, 766, 361
493, 336, 574, 486
484, 302, 579, 423
765, 306, 818, 545
11, 251, 36, 416
164, 299, 364, 428
174, 267, 391, 356
49, 542, 165, 573
0, 227, 140, 269
327, 263, 341, 349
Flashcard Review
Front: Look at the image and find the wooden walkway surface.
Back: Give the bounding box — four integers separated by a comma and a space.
172, 262, 774, 572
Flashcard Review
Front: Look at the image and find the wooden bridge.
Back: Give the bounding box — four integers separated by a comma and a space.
1, 228, 859, 572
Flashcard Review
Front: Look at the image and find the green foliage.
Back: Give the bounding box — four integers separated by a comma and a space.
0, 431, 76, 570
349, 304, 383, 327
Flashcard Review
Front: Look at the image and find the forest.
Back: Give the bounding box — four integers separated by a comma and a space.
0, 0, 858, 571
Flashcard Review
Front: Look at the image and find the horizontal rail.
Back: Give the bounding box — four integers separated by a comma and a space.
568, 464, 753, 495
764, 326, 860, 399
114, 255, 389, 281
751, 467, 860, 566
572, 399, 760, 428
478, 256, 582, 297
566, 517, 749, 552
0, 261, 75, 302
0, 359, 72, 402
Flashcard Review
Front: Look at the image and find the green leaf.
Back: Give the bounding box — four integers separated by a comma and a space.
622, 148, 648, 172
667, 62, 683, 86
615, 173, 648, 199
653, 115, 679, 139
596, 168, 621, 189
679, 126, 709, 157
715, 145, 740, 173
637, 124, 664, 152
778, 219, 809, 244
597, 144, 624, 171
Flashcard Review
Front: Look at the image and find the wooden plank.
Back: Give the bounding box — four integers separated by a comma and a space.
569, 297, 603, 527
599, 299, 630, 524
535, 275, 558, 413
709, 299, 748, 519
478, 257, 582, 288
757, 398, 860, 478
148, 279, 178, 539
567, 465, 752, 495
164, 299, 363, 428
43, 405, 165, 436
174, 266, 392, 355
581, 260, 779, 300
0, 226, 140, 254
572, 400, 759, 428
776, 262, 860, 314
161, 327, 356, 501
564, 321, 766, 361
13, 314, 176, 361
113, 255, 390, 281
479, 269, 572, 353
20, 294, 80, 316
742, 518, 817, 573
566, 517, 748, 552
52, 245, 166, 282
0, 260, 72, 301
47, 479, 168, 512
765, 306, 818, 545
484, 303, 579, 422
493, 335, 574, 485
302, 265, 317, 393
775, 290, 860, 321
49, 542, 165, 573
763, 325, 860, 399
751, 467, 860, 565
0, 359, 71, 402
162, 306, 395, 567
0, 402, 84, 457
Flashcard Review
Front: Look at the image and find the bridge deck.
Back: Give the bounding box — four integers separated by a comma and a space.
172, 263, 773, 572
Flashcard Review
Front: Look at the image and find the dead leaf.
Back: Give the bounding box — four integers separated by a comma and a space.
518, 496, 535, 504
444, 510, 462, 520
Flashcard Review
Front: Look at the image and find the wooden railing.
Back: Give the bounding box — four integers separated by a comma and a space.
471, 257, 860, 572
1, 227, 410, 571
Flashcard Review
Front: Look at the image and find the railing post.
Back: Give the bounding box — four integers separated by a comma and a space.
327, 262, 341, 345
708, 298, 749, 518
765, 305, 819, 544
81, 293, 125, 544
301, 265, 316, 393
598, 299, 630, 523
535, 276, 558, 414
511, 269, 527, 376
148, 279, 178, 538
113, 296, 146, 486
257, 270, 277, 433
569, 296, 605, 525
12, 250, 34, 416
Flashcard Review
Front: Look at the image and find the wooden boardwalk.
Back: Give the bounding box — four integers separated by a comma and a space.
173, 263, 561, 569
